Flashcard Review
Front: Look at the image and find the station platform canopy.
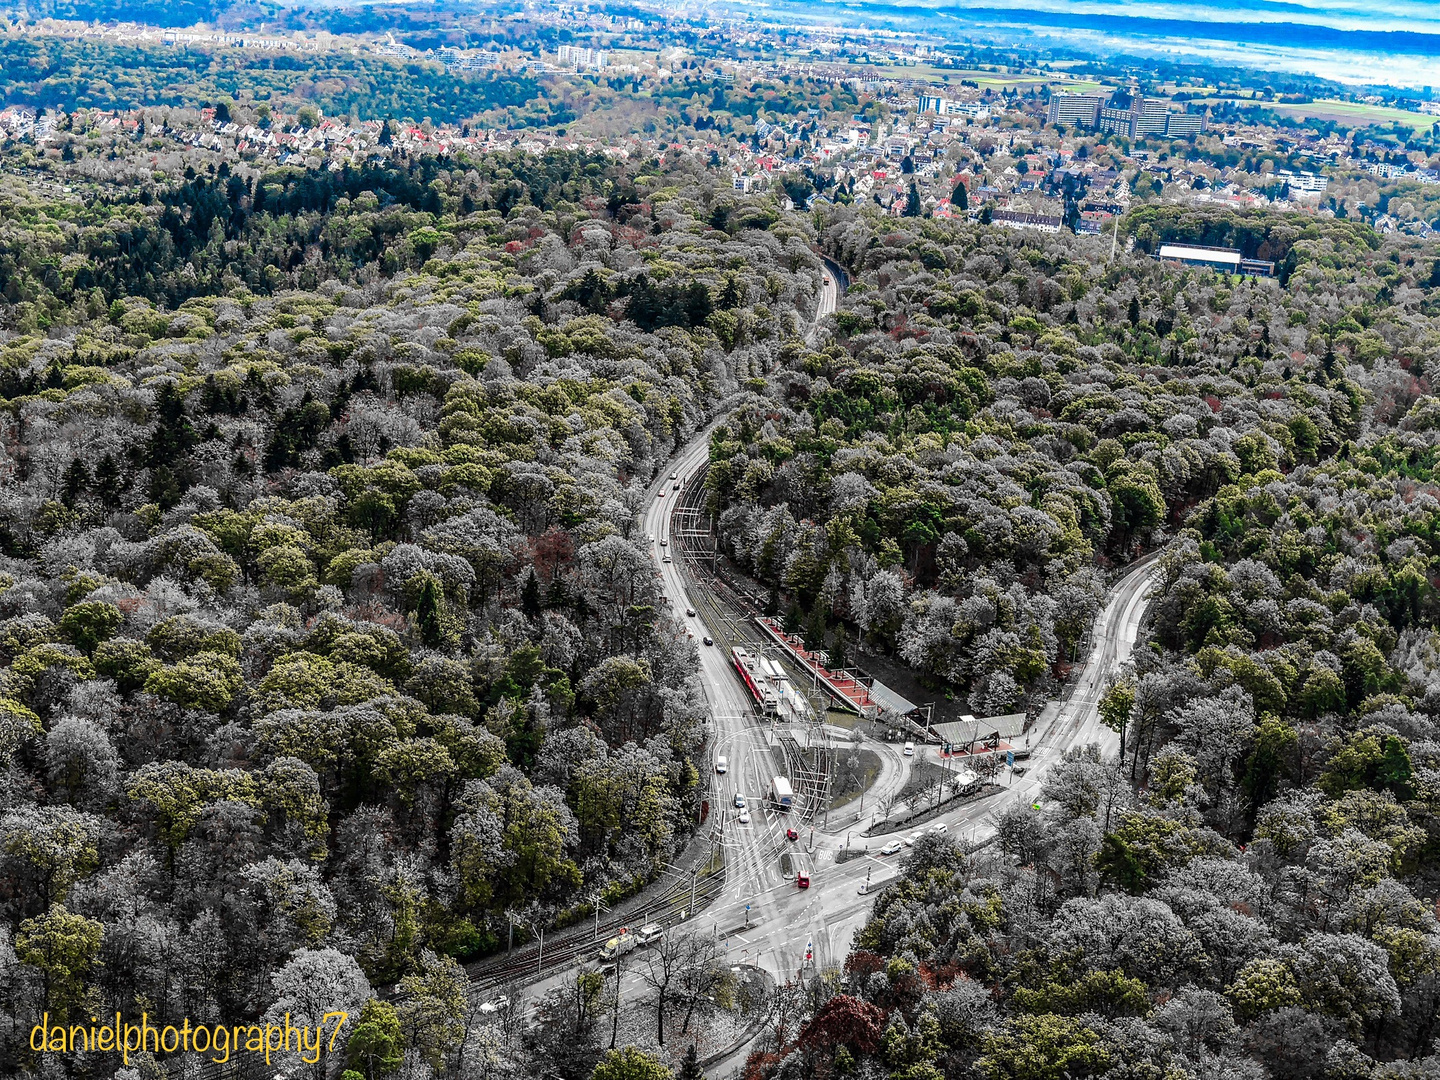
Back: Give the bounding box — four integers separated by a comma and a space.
868, 679, 917, 718
930, 712, 1027, 748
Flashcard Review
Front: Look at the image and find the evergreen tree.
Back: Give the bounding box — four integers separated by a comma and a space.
950, 179, 968, 210
828, 624, 848, 672
903, 182, 921, 217
416, 576, 445, 648
93, 453, 123, 510
521, 570, 542, 619
677, 1044, 703, 1080
61, 458, 90, 506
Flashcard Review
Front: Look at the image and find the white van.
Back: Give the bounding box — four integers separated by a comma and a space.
903, 741, 915, 756
716, 756, 728, 774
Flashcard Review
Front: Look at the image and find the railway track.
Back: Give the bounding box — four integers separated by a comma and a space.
467, 854, 726, 993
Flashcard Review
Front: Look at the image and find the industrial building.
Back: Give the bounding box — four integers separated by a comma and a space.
1156, 243, 1275, 278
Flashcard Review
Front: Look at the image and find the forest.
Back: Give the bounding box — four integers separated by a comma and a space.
0, 145, 829, 1077
0, 38, 556, 126
715, 198, 1440, 1080
1, 86, 1440, 1080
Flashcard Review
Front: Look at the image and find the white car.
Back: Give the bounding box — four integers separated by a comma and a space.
715, 756, 728, 774
479, 995, 509, 1015
659, 538, 667, 547
663, 555, 672, 563
903, 741, 915, 756
738, 808, 751, 824
928, 822, 948, 834
880, 840, 903, 855
734, 792, 746, 809
636, 923, 664, 945
686, 607, 696, 616
669, 473, 678, 480
903, 831, 923, 847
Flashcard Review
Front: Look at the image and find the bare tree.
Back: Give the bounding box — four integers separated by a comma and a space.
674, 935, 728, 1036
638, 931, 688, 1045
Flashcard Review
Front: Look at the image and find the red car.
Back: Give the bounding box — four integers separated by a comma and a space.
796, 873, 810, 889
786, 828, 798, 842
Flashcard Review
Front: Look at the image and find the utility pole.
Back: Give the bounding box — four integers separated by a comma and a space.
610, 950, 624, 1049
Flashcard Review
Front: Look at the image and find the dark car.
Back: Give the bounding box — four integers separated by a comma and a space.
702, 636, 713, 646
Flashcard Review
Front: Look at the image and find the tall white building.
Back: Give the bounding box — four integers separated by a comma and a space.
557, 45, 608, 70
1047, 93, 1105, 128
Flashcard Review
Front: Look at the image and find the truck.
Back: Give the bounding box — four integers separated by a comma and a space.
771, 775, 794, 810
599, 929, 638, 962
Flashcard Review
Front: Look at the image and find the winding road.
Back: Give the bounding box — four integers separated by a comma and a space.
468, 258, 1163, 1074
640, 264, 1164, 1074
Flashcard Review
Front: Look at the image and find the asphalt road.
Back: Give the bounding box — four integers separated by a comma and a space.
690, 554, 1162, 1077
484, 257, 1164, 1074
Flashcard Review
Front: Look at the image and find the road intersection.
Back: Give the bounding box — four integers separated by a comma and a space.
640, 258, 1165, 1021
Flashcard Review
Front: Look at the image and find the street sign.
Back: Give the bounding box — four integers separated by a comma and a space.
1006, 751, 1014, 767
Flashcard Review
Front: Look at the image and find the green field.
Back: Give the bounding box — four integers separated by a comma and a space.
1266, 99, 1438, 133
841, 61, 1105, 93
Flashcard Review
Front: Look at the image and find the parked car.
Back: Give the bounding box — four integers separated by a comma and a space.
880, 840, 903, 855
479, 995, 509, 1015
1012, 764, 1028, 776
